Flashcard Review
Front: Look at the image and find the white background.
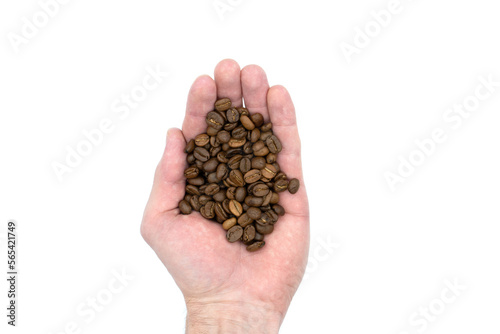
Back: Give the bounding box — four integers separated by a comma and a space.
1, 0, 500, 333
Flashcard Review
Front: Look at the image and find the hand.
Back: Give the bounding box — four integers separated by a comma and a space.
141, 59, 310, 333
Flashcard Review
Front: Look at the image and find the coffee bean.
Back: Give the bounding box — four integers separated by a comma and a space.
261, 164, 277, 179
254, 232, 264, 242
215, 202, 228, 220
246, 241, 265, 252
204, 183, 220, 196
266, 210, 279, 224
261, 122, 272, 132
224, 122, 238, 131
207, 172, 219, 184
185, 139, 195, 153
250, 128, 261, 143
226, 108, 240, 123
256, 212, 270, 225
212, 190, 226, 202
207, 126, 219, 136
222, 217, 237, 230
237, 213, 253, 227
228, 155, 243, 169
260, 131, 272, 141
242, 225, 256, 243
261, 191, 273, 206
210, 146, 221, 157
217, 130, 231, 143
273, 204, 285, 216
184, 166, 199, 179
288, 178, 300, 194
226, 187, 236, 200
189, 196, 202, 211
195, 133, 210, 146
229, 200, 243, 217
203, 158, 219, 173
184, 194, 192, 202
235, 187, 247, 202
251, 157, 266, 169
270, 192, 279, 204
232, 126, 247, 139
247, 207, 261, 220
266, 135, 282, 154
193, 147, 210, 162
217, 151, 229, 163
253, 183, 270, 197
215, 98, 232, 112
229, 170, 245, 187
239, 157, 251, 173
251, 113, 264, 127
210, 136, 220, 148
206, 111, 225, 130
237, 107, 249, 116
179, 200, 192, 214
187, 154, 196, 164
244, 169, 262, 184
266, 153, 277, 164
216, 164, 228, 180
186, 185, 200, 195
187, 176, 205, 186
222, 199, 231, 213
201, 201, 215, 219
226, 225, 243, 242
229, 137, 246, 148
240, 115, 255, 130
274, 179, 289, 193
245, 196, 264, 207
252, 141, 269, 157
256, 223, 274, 235
243, 141, 253, 154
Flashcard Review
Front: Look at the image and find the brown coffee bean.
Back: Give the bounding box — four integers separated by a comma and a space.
226, 225, 243, 242
240, 115, 255, 130
242, 225, 256, 243
187, 176, 205, 186
210, 146, 222, 157
266, 153, 277, 164
243, 141, 253, 154
203, 158, 218, 173
216, 164, 228, 180
222, 199, 231, 213
229, 137, 246, 148
215, 98, 232, 112
254, 232, 264, 242
274, 179, 289, 192
210, 136, 220, 148
226, 187, 236, 200
250, 128, 261, 143
251, 157, 266, 169
226, 148, 242, 158
261, 164, 277, 179
193, 147, 210, 162
206, 111, 225, 130
217, 131, 231, 143
260, 131, 272, 141
251, 113, 264, 127
270, 192, 279, 204
256, 213, 270, 225
244, 169, 262, 184
207, 125, 219, 136
253, 183, 270, 197
237, 107, 249, 115
256, 223, 274, 235
179, 200, 192, 214
273, 204, 285, 216
275, 172, 287, 181
217, 151, 229, 163
199, 184, 208, 194
232, 126, 247, 139
194, 160, 204, 170
246, 241, 265, 252
239, 157, 251, 173
204, 183, 220, 196
252, 141, 269, 157
229, 170, 245, 187
184, 166, 199, 179
266, 135, 282, 153
261, 122, 272, 132
195, 133, 209, 146
185, 185, 200, 195
207, 172, 219, 184
237, 213, 253, 227
266, 210, 279, 224
224, 122, 238, 131
184, 194, 192, 202
215, 202, 228, 220
288, 178, 300, 194
187, 154, 196, 165
197, 195, 210, 205
212, 191, 226, 202
222, 217, 237, 230
245, 196, 264, 207
226, 108, 240, 123
228, 155, 243, 169
201, 201, 215, 219
261, 191, 273, 206
185, 139, 195, 153
189, 196, 202, 211
247, 207, 261, 220
235, 187, 247, 202
272, 162, 280, 173
229, 200, 243, 217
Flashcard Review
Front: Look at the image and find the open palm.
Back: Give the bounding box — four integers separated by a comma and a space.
141, 59, 309, 330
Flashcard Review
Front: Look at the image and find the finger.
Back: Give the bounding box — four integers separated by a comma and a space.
182, 75, 217, 140
214, 59, 242, 107
145, 128, 187, 217
241, 64, 270, 122
267, 85, 308, 216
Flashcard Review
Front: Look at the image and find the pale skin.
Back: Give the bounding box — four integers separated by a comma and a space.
141, 59, 310, 333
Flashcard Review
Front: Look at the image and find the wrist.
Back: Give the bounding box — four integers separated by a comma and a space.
185, 298, 283, 334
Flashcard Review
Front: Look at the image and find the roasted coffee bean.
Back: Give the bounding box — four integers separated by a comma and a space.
224, 122, 238, 131
193, 147, 210, 162
229, 170, 245, 187
274, 179, 289, 192
198, 195, 211, 205
195, 133, 210, 146
266, 153, 277, 164
288, 178, 300, 194
237, 213, 253, 227
222, 199, 231, 214
222, 217, 237, 230
206, 111, 225, 130
261, 164, 277, 179
203, 158, 219, 173
252, 141, 269, 157
242, 203, 250, 211
207, 126, 219, 136
212, 190, 226, 202
246, 241, 265, 252
189, 196, 202, 211
239, 157, 251, 173
266, 210, 279, 224
186, 184, 200, 195
229, 200, 243, 217
226, 108, 240, 123
228, 155, 242, 169
184, 194, 192, 202
243, 141, 253, 154
179, 200, 192, 214
254, 232, 264, 242
275, 172, 287, 181
226, 187, 236, 200
256, 223, 274, 235
202, 201, 215, 219
217, 110, 227, 122
210, 146, 222, 157
250, 128, 261, 143
199, 184, 207, 194
204, 183, 220, 196
244, 169, 262, 184
210, 136, 221, 148
261, 122, 272, 132
215, 98, 232, 112
225, 148, 242, 158
215, 202, 228, 220
247, 207, 261, 220
251, 157, 266, 169
187, 154, 196, 164
256, 213, 270, 225
270, 192, 280, 204
185, 139, 195, 153
216, 164, 228, 180
232, 126, 247, 139
266, 135, 282, 153
260, 204, 271, 212
235, 187, 247, 202
272, 162, 280, 173
260, 131, 272, 141
273, 204, 285, 216
217, 130, 231, 143
242, 225, 256, 243
240, 115, 255, 130
245, 196, 264, 207
237, 107, 249, 116
251, 113, 264, 127
262, 191, 273, 206
207, 172, 219, 184
195, 160, 204, 170
253, 183, 270, 197
229, 137, 246, 148
187, 176, 205, 186
226, 225, 243, 242
184, 166, 199, 179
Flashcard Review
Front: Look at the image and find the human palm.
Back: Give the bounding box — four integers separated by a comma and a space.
141, 59, 309, 330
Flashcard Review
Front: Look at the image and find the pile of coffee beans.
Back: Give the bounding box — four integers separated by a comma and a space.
178, 98, 300, 252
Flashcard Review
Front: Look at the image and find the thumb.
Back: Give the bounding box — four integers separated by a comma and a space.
144, 128, 187, 219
